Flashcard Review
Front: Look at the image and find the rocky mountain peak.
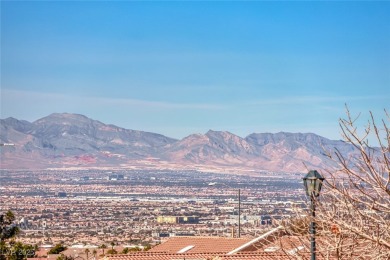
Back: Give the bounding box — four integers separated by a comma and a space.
33, 113, 100, 126
0, 117, 33, 133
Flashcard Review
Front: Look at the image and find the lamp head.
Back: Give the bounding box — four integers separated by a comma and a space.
303, 170, 325, 197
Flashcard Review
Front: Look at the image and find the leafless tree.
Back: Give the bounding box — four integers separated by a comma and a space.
283, 108, 390, 259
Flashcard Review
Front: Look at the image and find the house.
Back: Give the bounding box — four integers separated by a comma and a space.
103, 225, 343, 259
103, 227, 306, 260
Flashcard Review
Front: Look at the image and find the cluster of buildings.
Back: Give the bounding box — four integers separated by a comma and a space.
29, 227, 325, 260
1, 169, 308, 259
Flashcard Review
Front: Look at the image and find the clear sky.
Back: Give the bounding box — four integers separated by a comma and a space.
1, 1, 389, 140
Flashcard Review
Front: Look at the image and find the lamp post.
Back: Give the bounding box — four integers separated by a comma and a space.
303, 170, 325, 260
238, 188, 241, 238
208, 183, 241, 238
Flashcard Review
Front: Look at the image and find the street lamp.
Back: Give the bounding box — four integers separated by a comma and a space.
208, 182, 241, 238
303, 170, 325, 260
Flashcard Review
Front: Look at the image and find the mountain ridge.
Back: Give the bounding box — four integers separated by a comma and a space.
0, 113, 353, 172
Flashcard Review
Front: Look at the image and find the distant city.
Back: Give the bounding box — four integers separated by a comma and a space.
0, 169, 305, 248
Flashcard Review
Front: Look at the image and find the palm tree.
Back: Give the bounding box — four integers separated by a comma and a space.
110, 241, 115, 251
92, 249, 97, 259
99, 244, 107, 256
84, 248, 90, 260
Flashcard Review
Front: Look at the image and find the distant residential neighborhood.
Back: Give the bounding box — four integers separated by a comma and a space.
1, 170, 303, 249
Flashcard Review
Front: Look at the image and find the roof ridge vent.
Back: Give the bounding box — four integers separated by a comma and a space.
177, 245, 195, 253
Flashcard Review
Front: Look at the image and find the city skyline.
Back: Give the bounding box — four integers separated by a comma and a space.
1, 1, 389, 140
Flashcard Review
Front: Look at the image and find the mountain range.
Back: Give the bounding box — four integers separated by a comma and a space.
0, 113, 355, 173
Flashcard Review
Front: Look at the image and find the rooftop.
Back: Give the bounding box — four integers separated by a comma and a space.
149, 236, 252, 254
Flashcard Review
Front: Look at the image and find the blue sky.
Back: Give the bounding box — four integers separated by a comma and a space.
1, 1, 389, 140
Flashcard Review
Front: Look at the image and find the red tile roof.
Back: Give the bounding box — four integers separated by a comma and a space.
149, 236, 253, 254
106, 252, 213, 260
105, 252, 295, 260
215, 253, 302, 259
